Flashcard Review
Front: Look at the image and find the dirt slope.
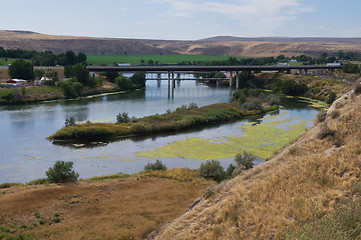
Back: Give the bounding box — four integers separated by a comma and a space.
1, 30, 361, 57
154, 88, 361, 239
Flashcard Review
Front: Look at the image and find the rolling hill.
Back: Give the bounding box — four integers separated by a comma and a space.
1, 30, 361, 57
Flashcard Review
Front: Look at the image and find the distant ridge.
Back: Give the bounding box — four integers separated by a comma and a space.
1, 30, 361, 57
199, 36, 361, 45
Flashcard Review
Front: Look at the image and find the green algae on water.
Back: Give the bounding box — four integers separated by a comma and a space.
136, 117, 310, 160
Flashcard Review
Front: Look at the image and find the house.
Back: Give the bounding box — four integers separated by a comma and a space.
34, 77, 53, 86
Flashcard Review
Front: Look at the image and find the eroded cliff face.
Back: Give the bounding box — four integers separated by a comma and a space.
153, 88, 361, 240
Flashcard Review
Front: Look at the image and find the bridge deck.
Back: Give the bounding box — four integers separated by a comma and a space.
87, 65, 341, 72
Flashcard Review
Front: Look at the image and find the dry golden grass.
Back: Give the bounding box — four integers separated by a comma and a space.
154, 89, 361, 239
0, 169, 212, 240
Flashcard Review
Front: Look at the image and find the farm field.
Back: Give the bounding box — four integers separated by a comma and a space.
86, 54, 235, 66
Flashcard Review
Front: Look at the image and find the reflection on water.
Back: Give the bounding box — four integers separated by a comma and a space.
0, 80, 317, 183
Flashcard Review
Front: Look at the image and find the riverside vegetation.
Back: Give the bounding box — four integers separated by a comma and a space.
48, 90, 280, 141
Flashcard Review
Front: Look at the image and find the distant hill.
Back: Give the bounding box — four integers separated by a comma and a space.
200, 36, 361, 45
1, 30, 361, 57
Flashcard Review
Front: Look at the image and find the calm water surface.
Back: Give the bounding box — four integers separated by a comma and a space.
0, 79, 317, 183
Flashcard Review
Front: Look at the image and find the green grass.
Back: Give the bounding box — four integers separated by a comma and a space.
87, 54, 233, 66
0, 58, 32, 65
0, 57, 17, 65
24, 85, 62, 95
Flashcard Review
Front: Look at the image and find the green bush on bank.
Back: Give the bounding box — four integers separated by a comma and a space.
144, 160, 167, 171
46, 161, 79, 183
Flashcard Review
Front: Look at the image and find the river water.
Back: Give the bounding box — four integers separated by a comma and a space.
0, 78, 318, 183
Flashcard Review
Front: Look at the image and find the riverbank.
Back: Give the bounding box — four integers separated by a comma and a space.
0, 80, 125, 105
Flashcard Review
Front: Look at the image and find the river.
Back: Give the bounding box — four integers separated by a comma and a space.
0, 78, 318, 183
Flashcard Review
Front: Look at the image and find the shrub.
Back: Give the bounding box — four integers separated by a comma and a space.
27, 178, 49, 185
115, 75, 133, 91
316, 110, 327, 123
144, 160, 167, 171
226, 164, 236, 177
330, 110, 340, 119
45, 161, 79, 183
60, 80, 83, 98
265, 94, 280, 106
188, 102, 198, 110
232, 164, 247, 177
325, 92, 337, 104
355, 85, 361, 95
34, 212, 41, 218
234, 151, 255, 169
132, 124, 147, 133
0, 182, 23, 189
116, 112, 130, 123
342, 63, 360, 74
317, 123, 334, 140
65, 117, 76, 127
203, 184, 217, 199
198, 160, 226, 183
274, 79, 308, 96
243, 99, 263, 111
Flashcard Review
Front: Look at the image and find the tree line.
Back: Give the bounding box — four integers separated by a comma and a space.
0, 47, 86, 66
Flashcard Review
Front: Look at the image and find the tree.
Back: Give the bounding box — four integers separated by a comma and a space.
8, 59, 35, 80
44, 69, 58, 84
64, 63, 89, 85
46, 161, 79, 183
337, 50, 345, 60
104, 71, 119, 83
65, 51, 76, 65
116, 112, 130, 123
131, 72, 146, 87
234, 151, 255, 170
60, 80, 83, 98
65, 117, 76, 127
343, 63, 360, 74
198, 160, 226, 183
34, 69, 45, 79
115, 75, 133, 91
77, 52, 87, 64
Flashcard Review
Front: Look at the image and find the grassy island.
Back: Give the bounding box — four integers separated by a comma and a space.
49, 91, 280, 141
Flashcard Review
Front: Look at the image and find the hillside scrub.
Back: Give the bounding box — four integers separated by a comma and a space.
153, 88, 361, 239
254, 72, 352, 101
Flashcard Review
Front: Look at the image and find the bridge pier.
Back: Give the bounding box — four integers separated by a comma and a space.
229, 71, 233, 88
172, 72, 175, 89
236, 71, 240, 89
168, 72, 171, 99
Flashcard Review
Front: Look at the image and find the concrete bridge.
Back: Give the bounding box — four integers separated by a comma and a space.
87, 64, 342, 90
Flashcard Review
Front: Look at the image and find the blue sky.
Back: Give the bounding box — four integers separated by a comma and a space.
1, 0, 360, 40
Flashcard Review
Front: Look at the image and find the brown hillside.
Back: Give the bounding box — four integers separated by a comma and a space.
1, 30, 361, 57
154, 88, 361, 239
